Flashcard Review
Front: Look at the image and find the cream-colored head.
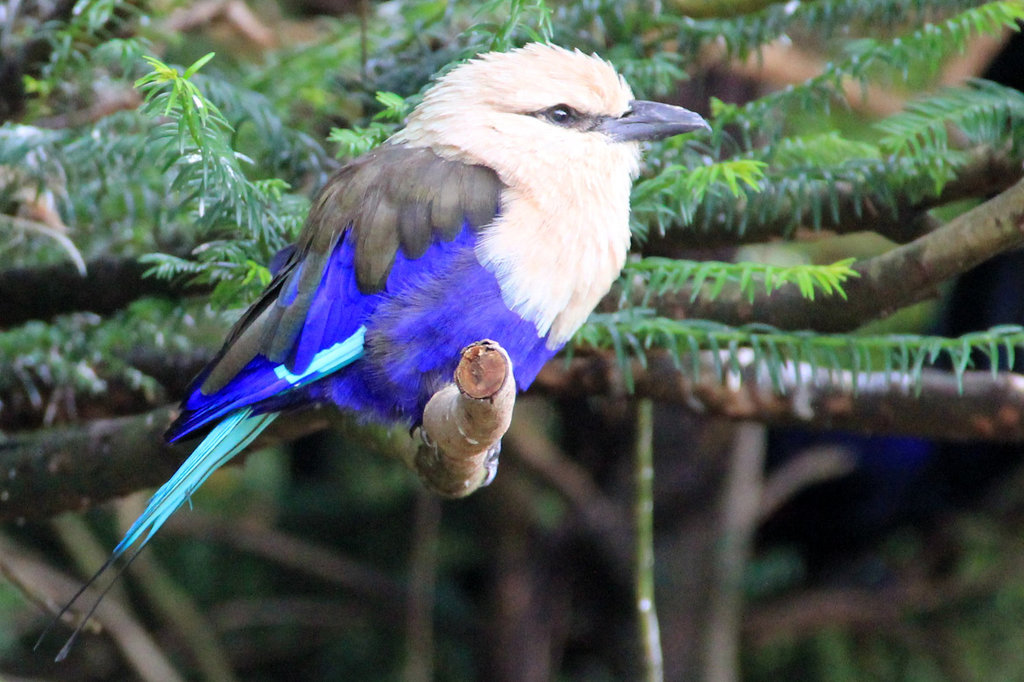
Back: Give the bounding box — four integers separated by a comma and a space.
392, 44, 707, 347
393, 43, 640, 190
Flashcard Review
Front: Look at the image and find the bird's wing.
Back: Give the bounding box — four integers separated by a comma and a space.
167, 144, 503, 440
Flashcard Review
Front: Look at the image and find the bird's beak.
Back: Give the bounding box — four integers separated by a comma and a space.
598, 100, 710, 143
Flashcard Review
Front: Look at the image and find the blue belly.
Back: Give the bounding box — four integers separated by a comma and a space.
324, 237, 558, 422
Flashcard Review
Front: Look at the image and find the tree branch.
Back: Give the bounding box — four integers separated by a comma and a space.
0, 0, 76, 122
0, 341, 516, 521
533, 350, 1024, 442
6, 151, 1014, 334
8, 339, 1024, 522
33, 87, 141, 130
743, 547, 1024, 647
0, 257, 197, 328
646, 173, 1024, 331
414, 340, 516, 497
1, 533, 185, 681
0, 405, 333, 523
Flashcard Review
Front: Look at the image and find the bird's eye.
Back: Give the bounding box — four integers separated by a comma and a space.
544, 105, 577, 126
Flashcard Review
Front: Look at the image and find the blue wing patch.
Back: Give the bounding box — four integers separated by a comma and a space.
168, 235, 374, 442
273, 325, 367, 386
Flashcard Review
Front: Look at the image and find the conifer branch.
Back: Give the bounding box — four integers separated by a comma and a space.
643, 146, 1021, 248
648, 173, 1024, 331
4, 145, 1008, 332
8, 345, 1024, 523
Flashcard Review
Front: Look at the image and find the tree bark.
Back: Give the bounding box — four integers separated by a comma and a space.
0, 257, 198, 328
0, 342, 516, 521
533, 350, 1024, 442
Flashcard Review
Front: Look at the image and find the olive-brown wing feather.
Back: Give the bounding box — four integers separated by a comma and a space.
198, 144, 503, 395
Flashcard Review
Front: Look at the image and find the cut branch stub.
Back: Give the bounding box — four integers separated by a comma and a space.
416, 340, 515, 498
455, 342, 509, 398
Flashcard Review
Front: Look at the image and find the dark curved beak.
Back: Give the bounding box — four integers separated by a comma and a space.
598, 100, 710, 143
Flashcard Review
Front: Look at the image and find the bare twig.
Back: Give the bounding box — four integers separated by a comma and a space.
114, 495, 239, 682
634, 399, 663, 682
164, 0, 275, 48
743, 547, 1024, 647
34, 87, 141, 129
704, 423, 765, 682
758, 445, 858, 521
164, 512, 405, 598
403, 490, 441, 682
504, 400, 630, 553
0, 214, 84, 276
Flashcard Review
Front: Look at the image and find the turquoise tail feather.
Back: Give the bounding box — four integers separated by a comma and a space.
38, 407, 277, 661
113, 407, 278, 556
116, 327, 367, 555
39, 327, 367, 660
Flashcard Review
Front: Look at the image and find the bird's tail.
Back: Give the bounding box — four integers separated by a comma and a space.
36, 407, 278, 661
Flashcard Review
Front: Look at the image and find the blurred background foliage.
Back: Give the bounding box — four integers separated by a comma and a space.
3, 0, 1024, 680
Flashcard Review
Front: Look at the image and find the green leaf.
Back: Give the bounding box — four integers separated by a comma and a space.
183, 52, 216, 79
621, 257, 859, 304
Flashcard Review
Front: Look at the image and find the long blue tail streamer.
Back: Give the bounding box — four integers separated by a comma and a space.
38, 327, 368, 660
38, 408, 277, 660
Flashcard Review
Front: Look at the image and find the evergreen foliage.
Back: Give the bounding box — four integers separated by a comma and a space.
3, 0, 1024, 678
2, 0, 1023, 426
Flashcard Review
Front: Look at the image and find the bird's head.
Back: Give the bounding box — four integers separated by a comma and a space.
392, 43, 709, 191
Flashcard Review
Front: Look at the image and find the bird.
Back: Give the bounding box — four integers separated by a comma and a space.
42, 42, 708, 657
